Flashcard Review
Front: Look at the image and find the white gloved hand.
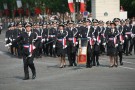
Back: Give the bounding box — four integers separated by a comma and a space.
5, 38, 8, 41
5, 44, 9, 47
122, 40, 124, 43
131, 34, 134, 38
53, 45, 55, 48
115, 44, 118, 47
33, 46, 36, 50
125, 35, 128, 38
103, 43, 106, 46
93, 38, 96, 41
98, 40, 101, 44
76, 42, 78, 45
28, 54, 32, 57
47, 38, 49, 41
8, 43, 12, 46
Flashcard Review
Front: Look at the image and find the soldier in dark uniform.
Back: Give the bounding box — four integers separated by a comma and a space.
50, 21, 58, 57
12, 22, 38, 80
92, 19, 101, 66
116, 19, 125, 65
129, 18, 135, 55
79, 19, 94, 68
0, 23, 2, 34
99, 20, 106, 54
66, 21, 78, 66
15, 22, 26, 58
33, 22, 43, 58
56, 24, 68, 68
106, 22, 119, 67
42, 22, 49, 55
123, 19, 132, 56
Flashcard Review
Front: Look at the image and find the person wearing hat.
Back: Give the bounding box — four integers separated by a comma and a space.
42, 22, 49, 56
98, 20, 106, 54
15, 22, 26, 58
33, 22, 43, 58
79, 19, 94, 68
106, 22, 119, 67
123, 18, 132, 56
12, 22, 38, 80
117, 20, 126, 65
56, 24, 68, 68
47, 21, 57, 57
129, 17, 135, 55
66, 20, 78, 66
92, 19, 101, 66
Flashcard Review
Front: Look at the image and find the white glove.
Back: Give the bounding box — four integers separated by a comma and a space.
47, 38, 49, 41
28, 54, 32, 57
93, 38, 96, 41
103, 43, 106, 46
115, 44, 118, 47
131, 34, 134, 38
53, 45, 55, 48
98, 40, 101, 44
33, 46, 36, 50
5, 38, 8, 41
9, 43, 12, 46
122, 40, 124, 43
41, 39, 45, 43
125, 35, 128, 38
5, 44, 9, 47
76, 42, 78, 45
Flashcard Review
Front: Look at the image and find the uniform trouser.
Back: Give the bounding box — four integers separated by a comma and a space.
48, 42, 53, 56
100, 44, 105, 53
0, 29, 1, 34
118, 51, 123, 63
17, 45, 23, 57
93, 51, 99, 65
87, 51, 93, 67
129, 38, 135, 54
124, 38, 131, 55
23, 55, 36, 78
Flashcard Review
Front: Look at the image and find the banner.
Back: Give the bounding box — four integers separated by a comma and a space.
68, 0, 74, 13
80, 0, 85, 12
16, 0, 22, 8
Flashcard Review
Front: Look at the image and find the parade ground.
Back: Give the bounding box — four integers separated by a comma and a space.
0, 30, 135, 90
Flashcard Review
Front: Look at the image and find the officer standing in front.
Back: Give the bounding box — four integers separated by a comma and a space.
12, 22, 38, 80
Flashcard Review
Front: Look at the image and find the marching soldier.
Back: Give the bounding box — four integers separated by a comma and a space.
56, 24, 68, 68
66, 20, 78, 66
12, 22, 38, 80
0, 23, 2, 34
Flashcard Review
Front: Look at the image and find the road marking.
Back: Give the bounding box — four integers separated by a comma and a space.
119, 66, 135, 70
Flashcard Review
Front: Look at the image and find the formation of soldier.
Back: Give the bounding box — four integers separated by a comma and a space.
4, 17, 135, 80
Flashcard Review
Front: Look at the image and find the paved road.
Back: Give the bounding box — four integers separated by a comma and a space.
0, 30, 135, 90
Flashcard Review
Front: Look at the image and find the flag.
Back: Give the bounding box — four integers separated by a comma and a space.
29, 44, 34, 54
80, 0, 85, 12
62, 38, 67, 48
35, 7, 41, 15
120, 34, 123, 42
89, 38, 94, 45
97, 35, 101, 43
68, 0, 75, 13
16, 0, 22, 8
73, 37, 77, 45
114, 37, 117, 45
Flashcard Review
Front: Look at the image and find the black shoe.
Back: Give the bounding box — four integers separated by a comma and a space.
74, 63, 77, 66
32, 75, 36, 79
86, 65, 92, 68
120, 62, 123, 65
97, 63, 100, 66
109, 65, 114, 68
93, 64, 96, 66
114, 65, 118, 67
129, 53, 132, 55
23, 77, 29, 80
68, 64, 73, 67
